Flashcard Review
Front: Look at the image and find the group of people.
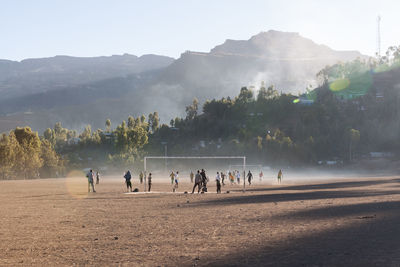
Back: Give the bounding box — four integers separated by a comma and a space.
86, 169, 100, 193
124, 170, 153, 192
86, 168, 283, 194
192, 169, 209, 194
169, 171, 179, 192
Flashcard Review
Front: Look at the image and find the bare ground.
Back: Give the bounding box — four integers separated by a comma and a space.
1, 175, 400, 266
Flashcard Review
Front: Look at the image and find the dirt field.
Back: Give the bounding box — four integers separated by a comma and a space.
1, 174, 400, 266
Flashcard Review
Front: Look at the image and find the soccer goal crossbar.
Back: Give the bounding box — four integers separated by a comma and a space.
143, 156, 246, 191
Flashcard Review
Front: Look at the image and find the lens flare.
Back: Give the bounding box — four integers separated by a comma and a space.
65, 170, 89, 199
329, 79, 350, 92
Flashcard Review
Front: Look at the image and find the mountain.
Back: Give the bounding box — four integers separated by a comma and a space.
0, 30, 368, 133
158, 30, 365, 99
0, 54, 174, 99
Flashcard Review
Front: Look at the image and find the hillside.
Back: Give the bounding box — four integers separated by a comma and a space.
0, 30, 368, 133
0, 54, 174, 99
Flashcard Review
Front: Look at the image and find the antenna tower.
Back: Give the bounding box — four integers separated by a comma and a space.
377, 15, 381, 57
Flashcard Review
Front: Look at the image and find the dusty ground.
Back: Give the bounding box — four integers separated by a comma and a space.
1, 175, 400, 266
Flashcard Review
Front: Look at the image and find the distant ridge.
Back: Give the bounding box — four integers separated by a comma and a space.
0, 30, 368, 133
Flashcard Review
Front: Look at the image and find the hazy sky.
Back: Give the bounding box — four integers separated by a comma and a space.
1, 0, 399, 61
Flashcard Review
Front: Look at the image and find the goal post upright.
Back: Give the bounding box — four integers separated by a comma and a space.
143, 156, 246, 192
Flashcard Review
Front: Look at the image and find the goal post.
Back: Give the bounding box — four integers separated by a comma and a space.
143, 156, 246, 192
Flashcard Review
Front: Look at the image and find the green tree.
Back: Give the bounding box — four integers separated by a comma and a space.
14, 127, 43, 178
106, 119, 111, 132
40, 139, 60, 177
128, 116, 135, 129
185, 98, 199, 120
0, 133, 22, 179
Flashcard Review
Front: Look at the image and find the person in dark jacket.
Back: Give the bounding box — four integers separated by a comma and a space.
124, 170, 132, 192
148, 173, 152, 192
247, 170, 253, 185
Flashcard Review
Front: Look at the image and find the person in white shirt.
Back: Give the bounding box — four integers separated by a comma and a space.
236, 170, 241, 184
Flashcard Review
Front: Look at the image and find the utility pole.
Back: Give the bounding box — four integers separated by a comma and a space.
377, 15, 381, 58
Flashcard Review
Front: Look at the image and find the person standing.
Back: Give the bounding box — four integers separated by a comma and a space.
247, 170, 253, 185
124, 170, 132, 192
148, 173, 152, 192
236, 170, 241, 184
221, 172, 226, 186
173, 171, 179, 192
175, 171, 179, 187
169, 171, 175, 185
216, 172, 221, 193
259, 171, 263, 182
86, 169, 96, 193
192, 170, 202, 194
277, 169, 282, 184
96, 171, 100, 184
139, 171, 144, 184
200, 169, 207, 192
190, 171, 194, 183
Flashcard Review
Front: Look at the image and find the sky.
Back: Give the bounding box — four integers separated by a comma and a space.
1, 0, 399, 61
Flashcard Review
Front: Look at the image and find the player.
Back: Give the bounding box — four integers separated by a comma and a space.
192, 170, 202, 194
169, 171, 175, 185
96, 171, 100, 184
148, 173, 152, 192
200, 169, 207, 193
229, 171, 234, 184
221, 172, 226, 186
216, 172, 221, 193
236, 170, 241, 184
190, 171, 194, 183
277, 169, 282, 184
139, 171, 144, 184
124, 170, 132, 192
86, 169, 96, 193
247, 170, 253, 185
173, 171, 179, 192
259, 171, 263, 182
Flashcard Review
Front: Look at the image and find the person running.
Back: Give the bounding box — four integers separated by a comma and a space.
86, 169, 96, 193
192, 170, 202, 194
139, 171, 144, 184
259, 170, 263, 182
277, 169, 282, 184
221, 172, 226, 186
236, 170, 241, 184
229, 171, 234, 185
124, 170, 132, 192
169, 171, 175, 185
148, 173, 152, 192
216, 172, 221, 193
247, 170, 253, 185
175, 171, 179, 187
96, 171, 100, 184
190, 171, 194, 183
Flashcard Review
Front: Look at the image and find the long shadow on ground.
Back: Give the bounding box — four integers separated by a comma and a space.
187, 189, 400, 207
233, 178, 400, 193
203, 201, 400, 266
190, 179, 400, 266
